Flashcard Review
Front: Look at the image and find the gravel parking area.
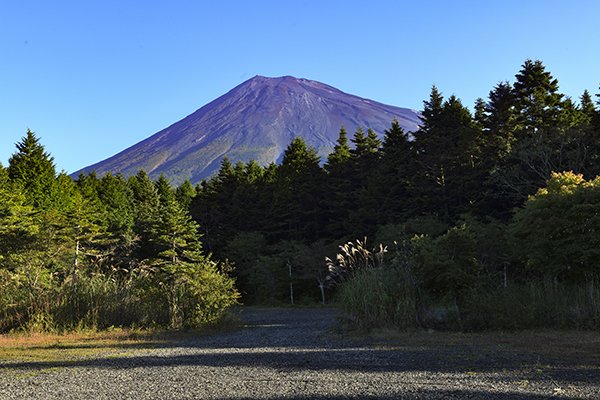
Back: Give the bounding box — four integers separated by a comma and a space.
1, 307, 598, 399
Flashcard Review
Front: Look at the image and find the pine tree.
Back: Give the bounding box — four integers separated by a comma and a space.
376, 118, 413, 222
323, 127, 354, 238
325, 126, 351, 172
273, 137, 323, 242
350, 127, 369, 158
579, 90, 596, 120
190, 157, 239, 255
0, 168, 37, 265
568, 91, 600, 177
149, 196, 237, 327
128, 170, 160, 260
419, 85, 444, 134
155, 174, 175, 207
7, 130, 57, 209
98, 173, 134, 236
381, 118, 410, 158
279, 137, 321, 176
175, 179, 196, 210
413, 93, 480, 220
513, 59, 563, 137
484, 82, 517, 161
343, 126, 383, 236
498, 60, 569, 202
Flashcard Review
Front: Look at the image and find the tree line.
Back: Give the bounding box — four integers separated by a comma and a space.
2, 59, 600, 331
0, 133, 238, 332
191, 59, 600, 313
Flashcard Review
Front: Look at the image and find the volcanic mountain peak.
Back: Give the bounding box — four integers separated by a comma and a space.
74, 75, 421, 185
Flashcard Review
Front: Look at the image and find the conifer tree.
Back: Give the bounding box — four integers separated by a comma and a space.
0, 167, 36, 264
344, 126, 382, 235
513, 59, 563, 137
579, 90, 596, 120
325, 126, 351, 172
323, 127, 353, 238
484, 82, 517, 161
155, 174, 175, 207
175, 179, 196, 210
413, 93, 480, 220
149, 196, 238, 327
567, 91, 600, 178
350, 127, 369, 158
190, 157, 239, 254
498, 60, 569, 202
273, 137, 323, 242
376, 118, 413, 222
128, 170, 161, 259
98, 173, 134, 236
7, 130, 57, 209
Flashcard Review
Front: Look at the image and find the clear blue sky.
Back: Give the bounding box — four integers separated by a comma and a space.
1, 0, 599, 173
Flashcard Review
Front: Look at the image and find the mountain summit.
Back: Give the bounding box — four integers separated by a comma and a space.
75, 75, 420, 184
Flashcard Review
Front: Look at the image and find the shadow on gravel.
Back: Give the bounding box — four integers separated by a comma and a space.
220, 393, 582, 400
1, 346, 598, 386
2, 307, 598, 393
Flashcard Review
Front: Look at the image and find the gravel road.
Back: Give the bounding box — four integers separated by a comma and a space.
1, 307, 598, 399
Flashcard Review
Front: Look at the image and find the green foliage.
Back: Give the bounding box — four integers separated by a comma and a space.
155, 174, 176, 206
325, 126, 351, 171
510, 171, 600, 282
175, 179, 196, 209
461, 281, 600, 330
0, 136, 239, 333
7, 58, 600, 331
7, 130, 56, 209
97, 173, 134, 235
413, 225, 482, 301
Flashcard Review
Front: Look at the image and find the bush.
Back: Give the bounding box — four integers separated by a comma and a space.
333, 222, 600, 332
510, 171, 600, 283
0, 259, 239, 333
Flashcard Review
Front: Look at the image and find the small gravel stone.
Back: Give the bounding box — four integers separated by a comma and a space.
0, 307, 598, 399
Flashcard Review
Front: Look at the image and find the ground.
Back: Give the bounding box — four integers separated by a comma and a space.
0, 307, 599, 399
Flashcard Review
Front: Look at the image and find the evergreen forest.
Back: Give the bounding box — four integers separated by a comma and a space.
2, 59, 600, 332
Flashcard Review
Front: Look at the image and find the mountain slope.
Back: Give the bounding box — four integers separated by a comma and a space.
75, 75, 421, 185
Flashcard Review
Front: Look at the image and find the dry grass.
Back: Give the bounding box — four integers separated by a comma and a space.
0, 314, 242, 363
0, 329, 164, 362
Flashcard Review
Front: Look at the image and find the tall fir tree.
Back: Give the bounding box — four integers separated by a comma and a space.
273, 137, 323, 242
128, 170, 161, 260
413, 93, 481, 220
323, 127, 353, 238
175, 179, 196, 210
498, 60, 569, 202
376, 118, 414, 222
7, 130, 57, 209
325, 126, 351, 172
155, 174, 176, 207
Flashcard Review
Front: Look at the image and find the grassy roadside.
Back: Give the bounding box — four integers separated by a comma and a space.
0, 315, 242, 363
0, 329, 168, 363
367, 329, 600, 365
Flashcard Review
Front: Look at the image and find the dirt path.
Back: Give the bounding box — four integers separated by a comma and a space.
1, 307, 598, 399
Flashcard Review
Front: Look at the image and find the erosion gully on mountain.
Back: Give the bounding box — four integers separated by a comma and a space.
1, 307, 598, 399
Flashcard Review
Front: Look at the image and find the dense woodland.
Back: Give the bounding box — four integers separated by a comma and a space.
2, 59, 600, 332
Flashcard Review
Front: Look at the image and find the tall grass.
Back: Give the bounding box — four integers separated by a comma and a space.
333, 239, 419, 330
0, 265, 239, 333
462, 280, 600, 330
332, 239, 600, 331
